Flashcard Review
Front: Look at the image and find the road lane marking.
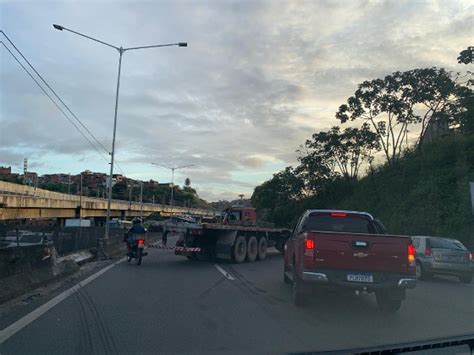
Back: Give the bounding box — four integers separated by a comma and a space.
214, 264, 235, 280
0, 257, 125, 344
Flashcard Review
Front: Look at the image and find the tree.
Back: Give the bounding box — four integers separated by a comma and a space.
298, 124, 380, 184
336, 68, 468, 165
184, 177, 191, 187
458, 47, 473, 64
451, 76, 474, 134
251, 167, 305, 227
251, 167, 304, 210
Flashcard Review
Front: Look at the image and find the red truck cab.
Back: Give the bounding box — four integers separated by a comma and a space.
284, 209, 416, 312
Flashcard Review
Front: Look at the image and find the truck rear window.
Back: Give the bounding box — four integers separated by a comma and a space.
306, 214, 376, 234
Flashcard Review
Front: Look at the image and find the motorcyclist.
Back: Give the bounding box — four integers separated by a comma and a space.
124, 217, 146, 256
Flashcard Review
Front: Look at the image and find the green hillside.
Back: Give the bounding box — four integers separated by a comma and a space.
254, 133, 474, 249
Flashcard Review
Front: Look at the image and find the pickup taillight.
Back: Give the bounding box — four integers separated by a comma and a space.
304, 234, 315, 258
407, 244, 416, 268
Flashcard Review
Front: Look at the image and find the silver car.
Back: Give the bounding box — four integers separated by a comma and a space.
412, 236, 472, 284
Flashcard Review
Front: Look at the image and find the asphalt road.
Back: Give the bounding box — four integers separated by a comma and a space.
1, 243, 473, 355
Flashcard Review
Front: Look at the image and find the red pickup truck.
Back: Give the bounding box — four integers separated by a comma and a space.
284, 209, 416, 313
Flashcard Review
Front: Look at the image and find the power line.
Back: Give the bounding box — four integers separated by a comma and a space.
1, 32, 128, 177
0, 41, 110, 165
0, 30, 110, 155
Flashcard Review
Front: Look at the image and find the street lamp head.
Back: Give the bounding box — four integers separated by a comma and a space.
53, 24, 64, 31
178, 42, 188, 47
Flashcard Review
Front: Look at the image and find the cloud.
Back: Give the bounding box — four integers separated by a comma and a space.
0, 0, 472, 200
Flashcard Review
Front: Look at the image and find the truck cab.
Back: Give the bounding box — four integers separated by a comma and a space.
223, 207, 256, 225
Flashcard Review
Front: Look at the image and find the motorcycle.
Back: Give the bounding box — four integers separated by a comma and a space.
126, 236, 147, 265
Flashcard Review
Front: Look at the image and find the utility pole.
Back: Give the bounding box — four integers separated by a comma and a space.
79, 172, 83, 220
140, 181, 143, 219
23, 158, 27, 185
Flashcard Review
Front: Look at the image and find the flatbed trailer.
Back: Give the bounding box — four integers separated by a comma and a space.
174, 222, 291, 263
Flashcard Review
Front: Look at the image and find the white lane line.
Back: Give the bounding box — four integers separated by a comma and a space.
0, 257, 125, 344
214, 264, 235, 281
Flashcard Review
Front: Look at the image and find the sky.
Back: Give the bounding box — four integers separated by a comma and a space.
0, 0, 472, 201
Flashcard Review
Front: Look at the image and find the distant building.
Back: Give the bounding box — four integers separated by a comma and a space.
80, 170, 107, 189
143, 179, 159, 188
0, 166, 11, 175
21, 171, 38, 185
40, 173, 70, 184
422, 118, 449, 146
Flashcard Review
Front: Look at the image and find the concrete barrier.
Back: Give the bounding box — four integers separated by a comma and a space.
0, 244, 78, 304
0, 231, 163, 304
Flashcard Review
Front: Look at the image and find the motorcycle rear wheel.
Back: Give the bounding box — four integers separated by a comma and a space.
136, 249, 143, 265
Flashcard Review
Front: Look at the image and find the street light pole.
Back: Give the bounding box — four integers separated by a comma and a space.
104, 47, 123, 248
170, 168, 175, 210
53, 24, 187, 258
151, 163, 195, 213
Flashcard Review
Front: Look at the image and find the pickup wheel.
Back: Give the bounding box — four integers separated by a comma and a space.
459, 274, 472, 284
247, 236, 258, 262
233, 236, 247, 264
292, 262, 307, 307
283, 263, 291, 284
376, 291, 402, 314
257, 237, 267, 261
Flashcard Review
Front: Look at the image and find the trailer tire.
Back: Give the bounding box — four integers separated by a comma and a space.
247, 236, 258, 262
233, 236, 247, 264
257, 237, 267, 261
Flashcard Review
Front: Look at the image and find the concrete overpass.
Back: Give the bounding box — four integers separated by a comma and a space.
0, 181, 217, 221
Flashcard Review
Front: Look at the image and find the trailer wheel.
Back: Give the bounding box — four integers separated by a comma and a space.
257, 237, 267, 261
247, 236, 258, 262
233, 236, 247, 263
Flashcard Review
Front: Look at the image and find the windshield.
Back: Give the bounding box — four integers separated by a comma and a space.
0, 1, 473, 354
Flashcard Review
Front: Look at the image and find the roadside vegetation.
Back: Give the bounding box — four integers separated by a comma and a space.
252, 64, 474, 249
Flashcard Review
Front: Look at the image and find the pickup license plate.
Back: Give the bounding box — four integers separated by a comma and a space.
347, 273, 373, 283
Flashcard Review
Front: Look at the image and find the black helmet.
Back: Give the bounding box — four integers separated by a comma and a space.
132, 217, 142, 224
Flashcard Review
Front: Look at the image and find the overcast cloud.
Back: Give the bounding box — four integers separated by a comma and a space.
0, 0, 472, 200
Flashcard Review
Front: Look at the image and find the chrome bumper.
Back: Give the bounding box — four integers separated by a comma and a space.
398, 278, 416, 289
302, 271, 328, 283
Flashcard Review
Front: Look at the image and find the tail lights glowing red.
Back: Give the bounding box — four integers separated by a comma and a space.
407, 244, 416, 263
305, 239, 315, 250
424, 247, 432, 256
330, 212, 347, 217
470, 252, 473, 261
138, 239, 145, 245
